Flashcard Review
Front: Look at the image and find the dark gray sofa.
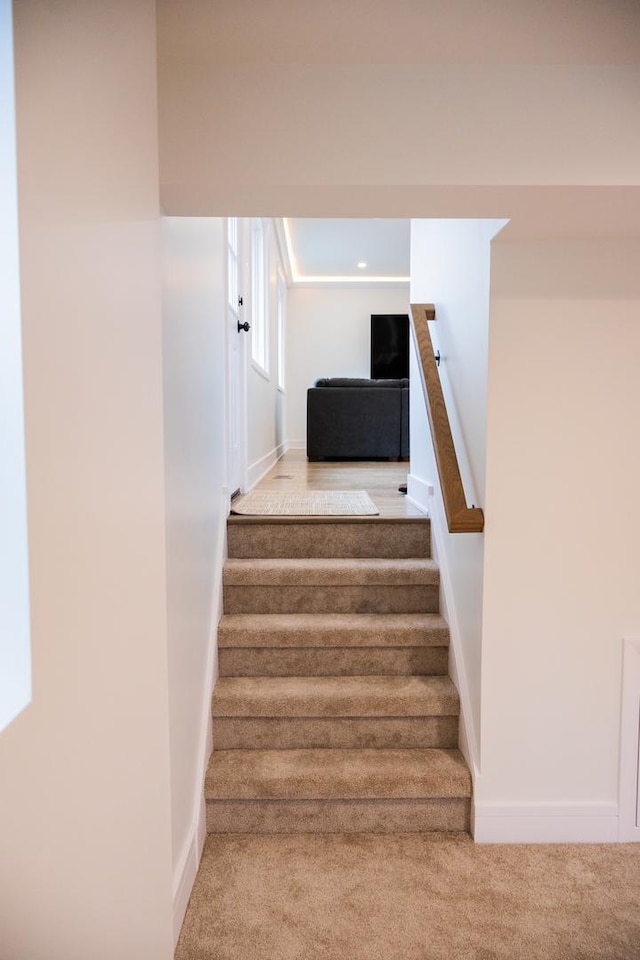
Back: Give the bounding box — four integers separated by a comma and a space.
307, 378, 409, 460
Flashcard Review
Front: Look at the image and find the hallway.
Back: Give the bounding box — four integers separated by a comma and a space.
248, 448, 422, 519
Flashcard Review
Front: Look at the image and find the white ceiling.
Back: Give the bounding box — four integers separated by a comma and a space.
284, 219, 410, 283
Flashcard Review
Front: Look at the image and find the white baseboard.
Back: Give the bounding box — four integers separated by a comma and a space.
473, 801, 619, 843
618, 637, 640, 841
285, 439, 306, 451
172, 796, 207, 946
405, 473, 431, 517
172, 493, 227, 947
246, 441, 287, 491
407, 471, 479, 780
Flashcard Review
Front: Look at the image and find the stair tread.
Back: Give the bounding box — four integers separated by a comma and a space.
223, 557, 438, 586
218, 613, 449, 648
206, 747, 471, 800
212, 675, 459, 717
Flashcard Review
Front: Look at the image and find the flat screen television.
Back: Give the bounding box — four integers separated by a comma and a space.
370, 314, 410, 380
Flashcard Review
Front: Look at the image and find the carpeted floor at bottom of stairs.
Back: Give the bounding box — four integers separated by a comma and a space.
175, 832, 640, 960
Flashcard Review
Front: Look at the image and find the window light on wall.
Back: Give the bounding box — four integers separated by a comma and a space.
0, 0, 32, 732
277, 272, 286, 391
251, 218, 269, 373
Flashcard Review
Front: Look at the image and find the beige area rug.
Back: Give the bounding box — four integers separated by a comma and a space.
231, 490, 379, 516
176, 833, 640, 960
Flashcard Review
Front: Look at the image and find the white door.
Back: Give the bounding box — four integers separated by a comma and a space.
226, 217, 248, 497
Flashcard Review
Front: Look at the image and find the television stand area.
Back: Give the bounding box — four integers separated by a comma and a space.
306, 377, 409, 461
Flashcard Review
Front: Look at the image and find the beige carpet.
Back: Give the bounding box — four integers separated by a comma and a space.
231, 490, 379, 516
175, 833, 640, 960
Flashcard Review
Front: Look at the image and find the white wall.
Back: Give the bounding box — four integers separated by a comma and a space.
246, 219, 288, 485
286, 286, 410, 446
410, 221, 506, 502
0, 0, 31, 732
156, 2, 640, 244
161, 217, 228, 937
157, 13, 640, 229
0, 3, 174, 958
162, 215, 286, 929
408, 220, 503, 771
476, 237, 640, 840
157, 1, 640, 68
158, 63, 640, 206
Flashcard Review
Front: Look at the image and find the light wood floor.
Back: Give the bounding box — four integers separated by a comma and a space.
254, 449, 425, 519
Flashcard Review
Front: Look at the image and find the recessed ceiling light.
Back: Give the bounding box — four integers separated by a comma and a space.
357, 261, 367, 269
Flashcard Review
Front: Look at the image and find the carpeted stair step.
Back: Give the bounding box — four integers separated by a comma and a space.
227, 516, 430, 559
212, 675, 459, 717
212, 675, 459, 750
212, 715, 459, 750
218, 612, 450, 677
218, 613, 449, 648
207, 747, 470, 799
219, 645, 448, 677
223, 558, 439, 614
208, 496, 471, 838
205, 747, 471, 834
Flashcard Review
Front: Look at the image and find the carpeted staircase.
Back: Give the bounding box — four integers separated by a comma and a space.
205, 514, 472, 834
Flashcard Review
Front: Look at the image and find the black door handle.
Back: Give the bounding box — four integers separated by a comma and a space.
237, 321, 250, 333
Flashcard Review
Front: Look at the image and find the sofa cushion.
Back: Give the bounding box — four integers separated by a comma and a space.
313, 377, 409, 389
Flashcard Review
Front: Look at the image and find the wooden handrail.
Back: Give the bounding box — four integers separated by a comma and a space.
410, 303, 484, 534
